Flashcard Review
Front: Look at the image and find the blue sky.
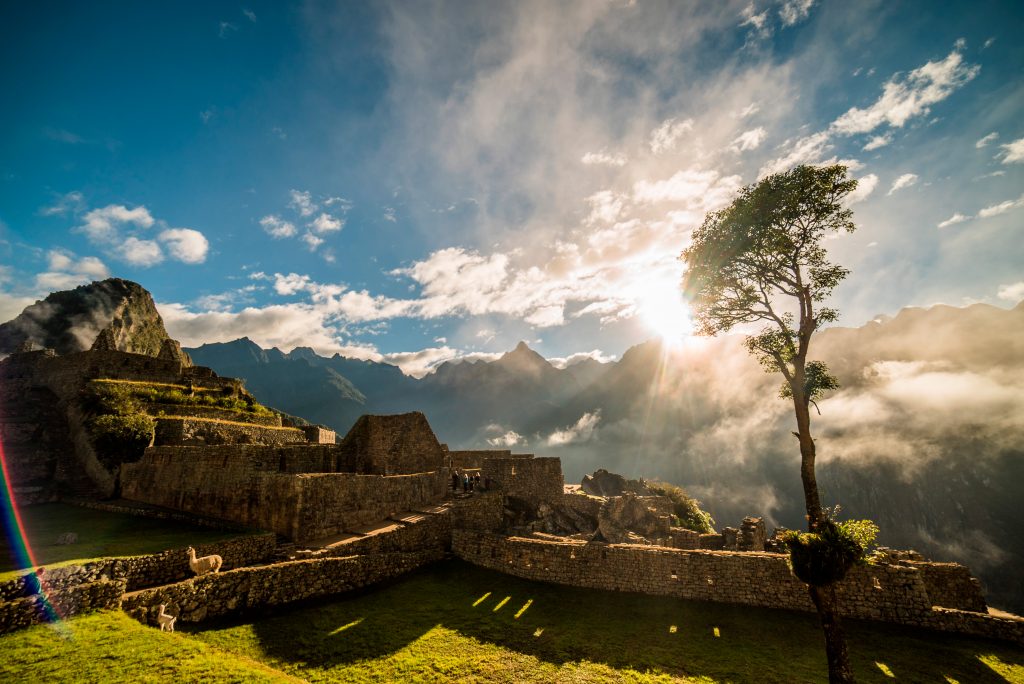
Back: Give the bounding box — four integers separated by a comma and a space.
1, 1, 1022, 375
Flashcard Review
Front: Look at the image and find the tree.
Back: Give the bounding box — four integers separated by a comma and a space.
680, 164, 860, 683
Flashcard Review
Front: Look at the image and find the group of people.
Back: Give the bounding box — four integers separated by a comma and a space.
451, 470, 488, 493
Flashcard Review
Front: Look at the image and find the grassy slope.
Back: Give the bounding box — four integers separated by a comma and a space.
1, 560, 1022, 682
0, 611, 298, 683
0, 503, 244, 576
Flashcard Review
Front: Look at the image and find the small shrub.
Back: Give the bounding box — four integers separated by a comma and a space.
784, 517, 879, 586
89, 413, 155, 468
646, 480, 716, 533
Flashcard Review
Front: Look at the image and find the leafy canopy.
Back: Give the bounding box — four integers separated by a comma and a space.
681, 164, 856, 401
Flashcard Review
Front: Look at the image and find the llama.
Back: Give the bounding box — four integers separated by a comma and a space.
186, 546, 223, 576
157, 604, 176, 632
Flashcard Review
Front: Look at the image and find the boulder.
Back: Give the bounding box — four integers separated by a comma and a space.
595, 492, 670, 544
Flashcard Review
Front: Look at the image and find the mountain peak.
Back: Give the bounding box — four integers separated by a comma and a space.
0, 277, 172, 356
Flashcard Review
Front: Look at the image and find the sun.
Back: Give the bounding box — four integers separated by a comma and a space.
634, 270, 693, 344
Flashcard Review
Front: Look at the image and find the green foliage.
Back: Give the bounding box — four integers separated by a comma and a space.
88, 413, 155, 468
779, 359, 840, 403
783, 517, 879, 587
646, 480, 716, 533
681, 164, 855, 403
84, 383, 140, 416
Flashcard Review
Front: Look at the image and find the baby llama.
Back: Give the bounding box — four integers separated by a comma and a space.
157, 604, 176, 632
186, 546, 223, 576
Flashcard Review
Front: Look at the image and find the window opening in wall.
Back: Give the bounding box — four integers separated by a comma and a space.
671, 572, 678, 580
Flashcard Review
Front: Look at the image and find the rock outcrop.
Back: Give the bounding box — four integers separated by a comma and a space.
0, 278, 172, 356
580, 469, 653, 497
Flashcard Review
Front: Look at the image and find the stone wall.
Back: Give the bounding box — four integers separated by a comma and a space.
446, 449, 535, 470
121, 446, 446, 541
301, 509, 452, 559
122, 549, 443, 625
482, 456, 563, 503
906, 561, 987, 612
154, 417, 305, 446
0, 534, 275, 600
451, 531, 1022, 644
449, 492, 505, 532
0, 579, 125, 634
334, 412, 446, 475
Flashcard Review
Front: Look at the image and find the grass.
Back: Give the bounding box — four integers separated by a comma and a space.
0, 611, 299, 683
6, 560, 1018, 682
0, 503, 245, 577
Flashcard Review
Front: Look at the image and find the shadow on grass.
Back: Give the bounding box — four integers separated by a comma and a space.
187, 559, 1024, 682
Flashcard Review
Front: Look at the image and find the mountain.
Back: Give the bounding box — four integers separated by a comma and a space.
0, 278, 171, 356
186, 338, 370, 430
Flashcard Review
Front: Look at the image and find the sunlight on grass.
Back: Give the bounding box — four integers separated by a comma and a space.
514, 599, 533, 619
875, 661, 895, 677
943, 676, 960, 683
6, 561, 1023, 683
713, 626, 720, 638
492, 595, 511, 612
329, 618, 363, 636
669, 625, 678, 634
472, 591, 491, 607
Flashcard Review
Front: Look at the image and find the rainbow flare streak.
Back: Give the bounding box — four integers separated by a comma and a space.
0, 436, 63, 625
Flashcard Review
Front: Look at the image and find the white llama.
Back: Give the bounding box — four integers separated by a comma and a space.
186, 546, 223, 576
157, 604, 176, 632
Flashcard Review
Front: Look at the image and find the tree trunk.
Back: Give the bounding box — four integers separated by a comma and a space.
792, 393, 823, 529
810, 584, 855, 683
793, 385, 854, 682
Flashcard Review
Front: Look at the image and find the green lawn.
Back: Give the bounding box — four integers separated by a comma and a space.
0, 503, 245, 577
4, 559, 1020, 682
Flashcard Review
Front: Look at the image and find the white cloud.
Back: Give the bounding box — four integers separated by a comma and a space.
547, 349, 616, 369
40, 191, 84, 217
847, 174, 878, 204
273, 272, 312, 296
243, 8, 256, 22
547, 410, 601, 446
78, 204, 155, 242
731, 127, 766, 152
975, 132, 998, 148
383, 207, 397, 222
633, 168, 742, 208
524, 305, 565, 328
118, 237, 164, 266
288, 189, 318, 216
758, 131, 832, 177
977, 194, 1024, 219
581, 150, 627, 166
863, 134, 892, 151
888, 173, 918, 195
584, 190, 624, 225
779, 0, 815, 27
301, 232, 324, 251
649, 117, 693, 154
487, 430, 525, 447
740, 4, 770, 36
159, 228, 209, 264
308, 213, 344, 234
259, 215, 297, 238
937, 213, 969, 228
34, 250, 110, 292
996, 281, 1024, 303
998, 137, 1024, 164
738, 103, 760, 119
831, 47, 979, 135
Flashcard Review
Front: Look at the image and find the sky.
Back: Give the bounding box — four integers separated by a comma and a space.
1, 0, 1022, 376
